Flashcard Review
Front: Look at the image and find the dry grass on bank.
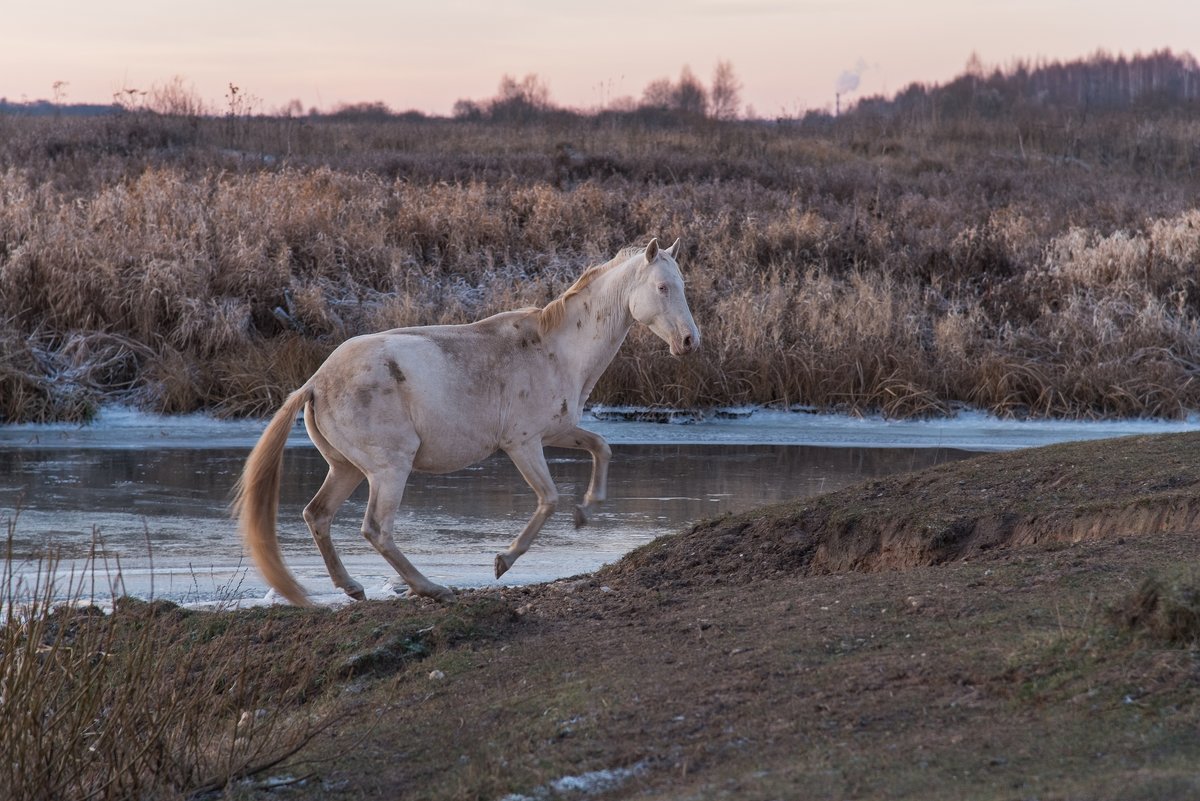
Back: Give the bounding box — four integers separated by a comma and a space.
2, 113, 1200, 422
4, 435, 1200, 799
0, 522, 516, 800
0, 544, 330, 800
3, 434, 1193, 800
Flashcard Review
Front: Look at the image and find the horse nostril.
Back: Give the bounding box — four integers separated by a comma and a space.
682, 334, 693, 351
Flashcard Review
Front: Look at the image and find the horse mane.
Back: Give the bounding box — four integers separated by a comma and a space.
537, 246, 644, 336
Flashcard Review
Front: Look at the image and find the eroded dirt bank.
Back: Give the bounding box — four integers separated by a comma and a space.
610, 431, 1200, 587
257, 432, 1200, 800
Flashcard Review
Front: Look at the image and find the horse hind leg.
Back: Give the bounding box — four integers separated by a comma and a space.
303, 461, 366, 600
362, 465, 454, 602
303, 400, 370, 600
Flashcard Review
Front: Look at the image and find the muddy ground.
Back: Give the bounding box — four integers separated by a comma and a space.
192, 434, 1200, 799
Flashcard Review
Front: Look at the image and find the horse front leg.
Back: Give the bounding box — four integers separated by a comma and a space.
545, 427, 612, 527
495, 442, 558, 579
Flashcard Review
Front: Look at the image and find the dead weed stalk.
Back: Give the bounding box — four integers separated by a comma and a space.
0, 521, 336, 800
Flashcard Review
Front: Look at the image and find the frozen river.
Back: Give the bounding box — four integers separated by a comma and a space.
2, 407, 1197, 607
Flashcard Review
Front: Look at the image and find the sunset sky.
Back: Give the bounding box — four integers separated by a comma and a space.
3, 1, 1197, 116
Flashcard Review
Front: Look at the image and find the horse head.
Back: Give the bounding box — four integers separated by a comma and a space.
628, 238, 701, 356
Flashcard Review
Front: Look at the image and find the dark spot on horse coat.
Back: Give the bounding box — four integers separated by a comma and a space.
356, 387, 373, 408
386, 359, 406, 383
576, 320, 582, 329
560, 399, 568, 415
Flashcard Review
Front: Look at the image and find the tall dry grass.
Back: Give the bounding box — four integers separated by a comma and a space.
0, 525, 336, 800
2, 112, 1200, 421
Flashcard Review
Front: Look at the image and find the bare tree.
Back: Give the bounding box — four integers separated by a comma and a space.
641, 77, 675, 109
496, 74, 551, 109
276, 98, 304, 118
488, 73, 553, 122
710, 60, 742, 120
452, 99, 484, 120
673, 66, 708, 117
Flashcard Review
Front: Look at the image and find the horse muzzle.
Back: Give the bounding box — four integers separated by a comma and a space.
670, 329, 701, 356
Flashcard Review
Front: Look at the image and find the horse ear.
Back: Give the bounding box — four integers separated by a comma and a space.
664, 238, 681, 260
644, 238, 659, 262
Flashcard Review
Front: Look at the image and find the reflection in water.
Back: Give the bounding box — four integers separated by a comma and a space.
0, 444, 972, 602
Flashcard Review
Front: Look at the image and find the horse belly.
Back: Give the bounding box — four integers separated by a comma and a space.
410, 429, 498, 474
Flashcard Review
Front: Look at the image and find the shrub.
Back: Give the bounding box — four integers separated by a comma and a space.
0, 526, 333, 799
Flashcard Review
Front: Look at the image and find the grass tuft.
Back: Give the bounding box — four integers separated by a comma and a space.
1110, 573, 1200, 646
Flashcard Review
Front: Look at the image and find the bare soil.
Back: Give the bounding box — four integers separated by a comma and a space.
206, 434, 1200, 799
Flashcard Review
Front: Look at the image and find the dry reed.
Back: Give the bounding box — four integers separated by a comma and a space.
0, 523, 337, 800
2, 111, 1200, 421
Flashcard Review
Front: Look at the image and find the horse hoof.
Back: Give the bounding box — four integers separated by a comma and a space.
401, 584, 454, 603
346, 587, 367, 602
573, 504, 588, 528
494, 554, 512, 579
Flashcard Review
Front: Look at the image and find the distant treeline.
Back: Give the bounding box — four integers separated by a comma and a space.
0, 100, 121, 117
852, 50, 1200, 121
7, 49, 1197, 125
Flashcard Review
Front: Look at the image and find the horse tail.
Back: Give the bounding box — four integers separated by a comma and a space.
233, 385, 313, 607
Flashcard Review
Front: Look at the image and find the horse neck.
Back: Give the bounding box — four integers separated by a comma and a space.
548, 260, 635, 386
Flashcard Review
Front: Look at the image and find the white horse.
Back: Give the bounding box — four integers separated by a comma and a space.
234, 238, 700, 605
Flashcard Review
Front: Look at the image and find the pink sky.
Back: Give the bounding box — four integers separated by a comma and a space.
3, 1, 1197, 116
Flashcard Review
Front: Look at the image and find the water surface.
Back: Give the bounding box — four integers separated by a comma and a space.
2, 442, 967, 604
5, 405, 1198, 606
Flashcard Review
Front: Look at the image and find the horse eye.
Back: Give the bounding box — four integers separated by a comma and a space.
657, 283, 669, 295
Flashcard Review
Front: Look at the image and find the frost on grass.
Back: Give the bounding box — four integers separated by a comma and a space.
498, 761, 648, 801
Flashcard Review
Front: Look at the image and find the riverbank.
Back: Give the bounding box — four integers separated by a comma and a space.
7, 432, 1200, 799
